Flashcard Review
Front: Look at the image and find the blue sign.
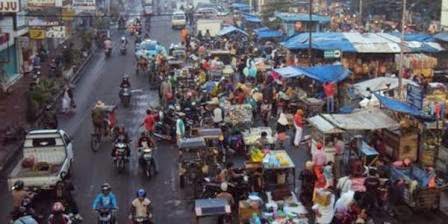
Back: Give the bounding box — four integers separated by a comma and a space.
406, 84, 423, 110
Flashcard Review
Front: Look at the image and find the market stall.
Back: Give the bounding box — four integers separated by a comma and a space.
243, 127, 275, 148
221, 101, 253, 128
307, 114, 345, 162
194, 198, 231, 224
262, 150, 296, 191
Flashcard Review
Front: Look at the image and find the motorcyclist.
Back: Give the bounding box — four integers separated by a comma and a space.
47, 202, 71, 224
121, 36, 128, 46
91, 101, 108, 135
120, 75, 131, 89
137, 132, 158, 173
104, 37, 112, 51
112, 126, 131, 158
129, 189, 152, 223
11, 180, 33, 210
137, 132, 155, 148
92, 183, 118, 220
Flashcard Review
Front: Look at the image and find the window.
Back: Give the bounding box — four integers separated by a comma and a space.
32, 138, 56, 147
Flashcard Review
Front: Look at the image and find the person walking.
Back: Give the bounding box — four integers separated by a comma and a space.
293, 109, 304, 148
299, 161, 316, 207
323, 82, 336, 113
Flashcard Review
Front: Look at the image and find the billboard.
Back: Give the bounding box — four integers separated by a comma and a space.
0, 0, 19, 13
73, 0, 96, 11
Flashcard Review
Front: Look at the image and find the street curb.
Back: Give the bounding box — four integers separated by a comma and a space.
0, 50, 96, 176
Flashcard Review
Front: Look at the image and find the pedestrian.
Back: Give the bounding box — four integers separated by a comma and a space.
323, 81, 336, 113
260, 99, 272, 126
323, 161, 334, 188
176, 113, 186, 141
54, 173, 82, 221
276, 113, 289, 149
312, 188, 335, 224
293, 109, 304, 148
140, 109, 156, 136
334, 135, 345, 178
61, 88, 71, 114
299, 161, 316, 207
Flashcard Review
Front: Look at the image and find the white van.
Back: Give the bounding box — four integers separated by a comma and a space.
171, 11, 187, 29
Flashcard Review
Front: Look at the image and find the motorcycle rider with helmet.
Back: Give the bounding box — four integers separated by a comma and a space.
92, 183, 118, 221
111, 126, 131, 159
11, 180, 33, 211
129, 189, 152, 224
137, 132, 158, 173
120, 75, 131, 89
47, 202, 71, 224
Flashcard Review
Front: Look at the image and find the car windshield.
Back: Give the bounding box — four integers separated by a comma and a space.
173, 15, 185, 20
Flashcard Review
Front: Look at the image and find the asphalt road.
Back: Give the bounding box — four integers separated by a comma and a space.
1, 1, 448, 223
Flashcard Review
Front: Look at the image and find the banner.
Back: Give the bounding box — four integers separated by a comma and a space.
28, 0, 55, 7
29, 29, 46, 39
29, 16, 60, 27
73, 0, 96, 11
0, 0, 19, 13
46, 26, 66, 38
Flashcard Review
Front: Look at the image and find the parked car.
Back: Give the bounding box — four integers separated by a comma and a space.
172, 10, 187, 29
8, 129, 74, 190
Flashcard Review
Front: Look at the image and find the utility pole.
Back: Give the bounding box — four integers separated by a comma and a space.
398, 0, 406, 99
359, 0, 363, 20
308, 0, 313, 65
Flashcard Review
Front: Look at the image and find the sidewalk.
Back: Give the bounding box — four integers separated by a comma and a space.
0, 33, 94, 173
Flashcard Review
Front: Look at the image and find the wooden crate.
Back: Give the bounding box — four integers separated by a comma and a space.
383, 130, 418, 161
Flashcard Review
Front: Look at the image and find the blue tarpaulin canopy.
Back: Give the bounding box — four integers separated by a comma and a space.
243, 14, 262, 23
301, 64, 351, 83
217, 25, 248, 36
231, 3, 250, 11
434, 32, 448, 42
255, 27, 283, 40
374, 93, 422, 116
276, 12, 330, 24
275, 64, 351, 82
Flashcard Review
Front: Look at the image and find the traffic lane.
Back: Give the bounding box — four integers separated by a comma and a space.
149, 15, 181, 47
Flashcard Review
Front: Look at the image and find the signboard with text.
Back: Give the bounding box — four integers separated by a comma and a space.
0, 0, 19, 13
28, 0, 55, 7
73, 0, 96, 11
407, 84, 423, 110
29, 29, 46, 39
324, 49, 341, 59
46, 26, 66, 38
29, 16, 60, 27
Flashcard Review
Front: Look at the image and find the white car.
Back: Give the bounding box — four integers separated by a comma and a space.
172, 11, 187, 29
194, 7, 228, 18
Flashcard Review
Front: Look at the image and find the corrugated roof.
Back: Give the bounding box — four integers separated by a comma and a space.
275, 12, 330, 24
322, 109, 399, 130
307, 115, 344, 134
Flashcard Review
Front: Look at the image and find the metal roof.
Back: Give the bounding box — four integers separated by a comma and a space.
307, 115, 344, 134
321, 109, 399, 131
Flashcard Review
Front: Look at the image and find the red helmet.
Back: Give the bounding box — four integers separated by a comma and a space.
52, 202, 65, 213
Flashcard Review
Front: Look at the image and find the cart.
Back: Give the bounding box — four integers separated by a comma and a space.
390, 165, 448, 211
178, 137, 208, 196
262, 150, 296, 191
299, 97, 324, 116
307, 115, 345, 162
194, 198, 231, 224
359, 142, 379, 167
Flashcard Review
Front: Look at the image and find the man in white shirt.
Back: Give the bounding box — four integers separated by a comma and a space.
213, 106, 223, 126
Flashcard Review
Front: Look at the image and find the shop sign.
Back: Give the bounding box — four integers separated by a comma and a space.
29, 29, 46, 39
15, 11, 28, 29
62, 8, 76, 21
0, 0, 19, 12
324, 49, 341, 59
46, 26, 65, 38
28, 0, 55, 8
73, 0, 96, 11
407, 84, 423, 110
29, 17, 60, 27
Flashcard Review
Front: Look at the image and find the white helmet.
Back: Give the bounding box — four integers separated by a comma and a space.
121, 36, 126, 41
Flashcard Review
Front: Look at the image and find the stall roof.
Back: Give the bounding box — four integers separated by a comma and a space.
275, 12, 330, 24
282, 32, 445, 53
374, 93, 422, 116
307, 115, 344, 134
434, 32, 448, 42
352, 77, 417, 97
322, 109, 399, 131
243, 14, 262, 23
273, 66, 304, 78
255, 28, 283, 40
275, 64, 351, 82
217, 25, 248, 36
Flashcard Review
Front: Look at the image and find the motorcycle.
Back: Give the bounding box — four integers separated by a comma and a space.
119, 87, 131, 107
120, 44, 127, 55
114, 142, 128, 173
96, 208, 115, 224
133, 215, 151, 224
153, 111, 176, 142
105, 48, 112, 58
138, 146, 156, 179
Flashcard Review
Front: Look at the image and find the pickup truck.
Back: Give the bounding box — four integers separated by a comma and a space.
8, 129, 74, 190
